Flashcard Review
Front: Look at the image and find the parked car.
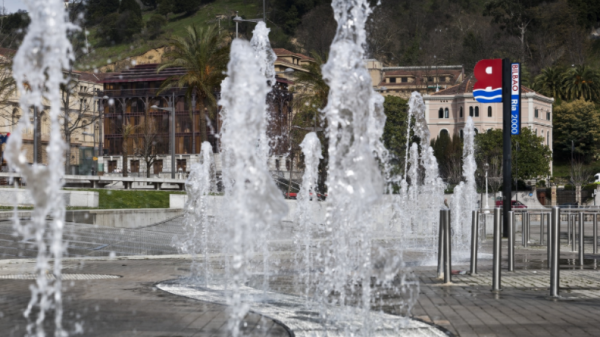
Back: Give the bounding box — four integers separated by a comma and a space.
494, 200, 527, 208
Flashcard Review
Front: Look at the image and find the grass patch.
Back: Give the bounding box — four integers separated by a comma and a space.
74, 189, 185, 209
0, 188, 185, 210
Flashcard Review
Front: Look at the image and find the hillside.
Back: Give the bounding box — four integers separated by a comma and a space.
79, 0, 264, 72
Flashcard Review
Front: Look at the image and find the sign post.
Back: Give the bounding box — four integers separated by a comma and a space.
473, 59, 520, 238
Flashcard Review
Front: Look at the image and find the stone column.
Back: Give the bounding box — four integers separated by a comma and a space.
551, 185, 557, 206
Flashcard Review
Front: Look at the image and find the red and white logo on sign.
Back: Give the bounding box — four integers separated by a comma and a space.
473, 59, 503, 103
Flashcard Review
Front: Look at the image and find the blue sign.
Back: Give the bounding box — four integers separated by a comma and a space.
0, 133, 8, 144
510, 63, 521, 135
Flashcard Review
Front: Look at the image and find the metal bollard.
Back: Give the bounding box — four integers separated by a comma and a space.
547, 213, 552, 269
492, 208, 502, 292
594, 214, 598, 255
437, 210, 445, 279
540, 213, 545, 244
523, 213, 529, 247
470, 210, 478, 275
442, 209, 452, 284
550, 207, 560, 297
579, 212, 584, 266
572, 214, 576, 252
508, 211, 515, 272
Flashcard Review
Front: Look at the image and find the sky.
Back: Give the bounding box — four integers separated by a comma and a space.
3, 0, 26, 14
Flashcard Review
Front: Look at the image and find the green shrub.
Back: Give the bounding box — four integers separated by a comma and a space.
147, 14, 167, 39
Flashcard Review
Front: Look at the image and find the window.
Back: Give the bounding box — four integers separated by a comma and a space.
474, 128, 479, 135
460, 107, 463, 117
440, 129, 449, 137
547, 131, 550, 146
469, 107, 473, 117
438, 108, 443, 118
275, 159, 280, 170
444, 108, 449, 118
130, 160, 140, 173
535, 129, 538, 136
428, 77, 434, 82
389, 77, 396, 83
547, 112, 550, 121
154, 160, 163, 174
401, 77, 408, 83
460, 130, 464, 139
535, 108, 539, 118
177, 159, 187, 172
488, 106, 492, 117
475, 106, 479, 117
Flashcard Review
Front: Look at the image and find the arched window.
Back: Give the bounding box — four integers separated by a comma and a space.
440, 129, 449, 138
460, 107, 463, 117
460, 130, 464, 139
488, 106, 492, 117
547, 131, 550, 146
444, 108, 449, 118
535, 128, 538, 136
438, 108, 443, 118
475, 106, 479, 117
469, 106, 473, 117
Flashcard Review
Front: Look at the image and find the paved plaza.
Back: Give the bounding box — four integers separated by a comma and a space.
1, 214, 600, 336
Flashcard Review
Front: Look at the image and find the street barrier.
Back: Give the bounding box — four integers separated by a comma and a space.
508, 211, 515, 272
470, 210, 478, 275
550, 206, 560, 297
492, 207, 502, 292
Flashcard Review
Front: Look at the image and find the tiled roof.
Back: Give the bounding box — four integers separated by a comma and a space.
101, 64, 187, 83
380, 66, 463, 87
432, 75, 541, 96
272, 48, 315, 62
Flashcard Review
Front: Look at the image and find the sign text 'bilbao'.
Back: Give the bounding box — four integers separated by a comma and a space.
473, 59, 503, 103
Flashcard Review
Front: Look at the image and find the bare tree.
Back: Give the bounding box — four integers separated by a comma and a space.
0, 57, 16, 127
134, 117, 160, 178
60, 70, 101, 174
121, 123, 139, 178
570, 160, 592, 206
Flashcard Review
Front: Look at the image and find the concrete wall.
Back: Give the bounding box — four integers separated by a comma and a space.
0, 188, 99, 208
0, 208, 183, 229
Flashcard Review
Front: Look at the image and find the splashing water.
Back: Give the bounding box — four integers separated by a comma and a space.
294, 132, 322, 301
4, 0, 74, 336
176, 142, 216, 286
316, 0, 421, 334
250, 21, 277, 164
393, 93, 445, 260
451, 116, 478, 255
218, 39, 289, 337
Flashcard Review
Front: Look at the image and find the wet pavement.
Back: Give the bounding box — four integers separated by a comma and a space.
2, 215, 600, 336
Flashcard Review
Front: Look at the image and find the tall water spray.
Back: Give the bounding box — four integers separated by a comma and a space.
250, 21, 277, 164
318, 0, 420, 333
451, 116, 478, 254
294, 132, 322, 300
176, 142, 216, 286
395, 93, 445, 257
218, 39, 288, 337
4, 0, 73, 335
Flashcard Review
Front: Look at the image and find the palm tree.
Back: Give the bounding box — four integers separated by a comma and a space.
561, 65, 600, 102
532, 66, 565, 102
291, 52, 330, 194
158, 25, 229, 147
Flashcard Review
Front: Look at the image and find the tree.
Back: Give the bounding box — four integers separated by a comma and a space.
569, 159, 592, 205
60, 71, 102, 174
532, 65, 565, 102
86, 0, 119, 25
561, 65, 600, 103
158, 25, 229, 145
172, 0, 200, 15
270, 0, 328, 35
98, 10, 143, 45
119, 0, 143, 19
0, 57, 17, 127
381, 96, 409, 177
553, 99, 600, 163
292, 52, 330, 193
432, 133, 463, 184
295, 4, 336, 58
140, 0, 158, 9
157, 0, 174, 18
121, 123, 139, 177
134, 117, 160, 178
475, 128, 551, 181
146, 14, 167, 39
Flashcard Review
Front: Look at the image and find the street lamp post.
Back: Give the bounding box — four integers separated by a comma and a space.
151, 95, 176, 179
233, 11, 264, 39
484, 162, 490, 213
